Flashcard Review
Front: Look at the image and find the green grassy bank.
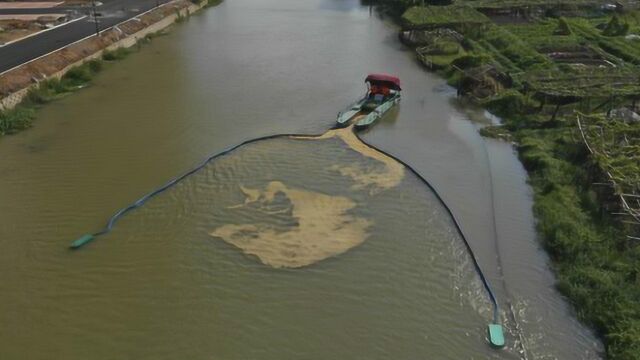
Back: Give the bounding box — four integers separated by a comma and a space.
514, 125, 640, 359
373, 1, 640, 358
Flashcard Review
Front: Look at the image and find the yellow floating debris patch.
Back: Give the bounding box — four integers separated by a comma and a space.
293, 126, 405, 192
210, 181, 372, 268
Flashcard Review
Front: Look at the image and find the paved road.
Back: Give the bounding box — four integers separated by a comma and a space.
0, 6, 88, 14
0, 0, 177, 74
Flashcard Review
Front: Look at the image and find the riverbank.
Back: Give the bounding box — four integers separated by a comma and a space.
0, 0, 220, 136
373, 1, 640, 358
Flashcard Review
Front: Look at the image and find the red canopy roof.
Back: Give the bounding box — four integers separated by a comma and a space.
365, 73, 401, 90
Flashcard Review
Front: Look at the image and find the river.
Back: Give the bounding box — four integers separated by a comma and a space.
0, 0, 602, 359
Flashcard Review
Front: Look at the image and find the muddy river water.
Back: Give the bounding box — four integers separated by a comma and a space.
0, 0, 603, 358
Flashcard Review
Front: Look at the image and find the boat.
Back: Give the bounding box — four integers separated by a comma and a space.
336, 73, 401, 128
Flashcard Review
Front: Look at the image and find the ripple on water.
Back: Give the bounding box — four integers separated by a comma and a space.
2, 126, 496, 359
210, 180, 372, 268
209, 127, 409, 268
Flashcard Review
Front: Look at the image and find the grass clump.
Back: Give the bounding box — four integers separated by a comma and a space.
417, 40, 467, 68
402, 5, 490, 30
0, 107, 35, 135
554, 17, 573, 35
480, 90, 539, 122
603, 15, 630, 36
63, 66, 93, 86
102, 47, 132, 61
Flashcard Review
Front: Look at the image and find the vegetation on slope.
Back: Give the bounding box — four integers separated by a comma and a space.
402, 5, 490, 29
517, 125, 640, 360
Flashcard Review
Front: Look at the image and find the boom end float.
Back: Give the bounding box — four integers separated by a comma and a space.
70, 234, 95, 249
488, 323, 505, 348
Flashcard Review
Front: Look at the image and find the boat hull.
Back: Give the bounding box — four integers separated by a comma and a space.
336, 96, 367, 126
336, 90, 401, 128
354, 93, 401, 128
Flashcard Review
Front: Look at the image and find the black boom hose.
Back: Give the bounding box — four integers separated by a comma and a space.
69, 132, 322, 249
353, 132, 505, 348
353, 134, 500, 315
70, 126, 505, 348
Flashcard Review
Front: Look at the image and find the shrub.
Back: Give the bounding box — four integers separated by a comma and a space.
554, 17, 572, 36
481, 89, 538, 119
63, 66, 92, 86
0, 107, 35, 135
451, 54, 487, 68
87, 59, 103, 73
102, 47, 131, 61
603, 15, 629, 36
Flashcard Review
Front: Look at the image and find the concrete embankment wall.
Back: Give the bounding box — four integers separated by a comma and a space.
0, 0, 205, 111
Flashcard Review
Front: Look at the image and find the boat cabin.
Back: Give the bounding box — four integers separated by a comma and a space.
336, 73, 402, 127
363, 73, 401, 110
367, 73, 401, 95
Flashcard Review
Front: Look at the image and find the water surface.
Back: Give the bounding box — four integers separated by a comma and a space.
0, 0, 601, 359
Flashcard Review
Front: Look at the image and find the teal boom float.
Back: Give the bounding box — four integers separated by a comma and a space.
70, 234, 95, 249
489, 323, 505, 348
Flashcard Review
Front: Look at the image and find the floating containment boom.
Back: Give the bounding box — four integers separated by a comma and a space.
68, 132, 311, 250
70, 76, 506, 349
69, 127, 506, 349
352, 131, 506, 350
